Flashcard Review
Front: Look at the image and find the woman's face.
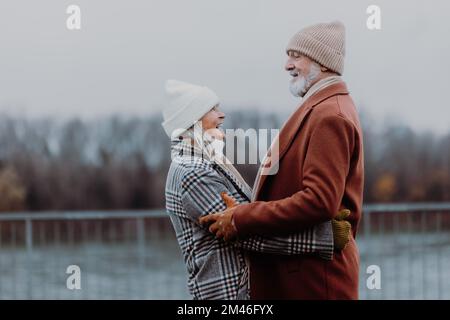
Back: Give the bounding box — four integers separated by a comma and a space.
201, 105, 225, 139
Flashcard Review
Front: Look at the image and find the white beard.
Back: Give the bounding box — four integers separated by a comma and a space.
289, 76, 308, 97
289, 63, 321, 98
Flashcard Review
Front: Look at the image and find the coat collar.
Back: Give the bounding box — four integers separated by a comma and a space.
253, 81, 349, 199
212, 164, 252, 201
170, 138, 206, 160
278, 81, 349, 162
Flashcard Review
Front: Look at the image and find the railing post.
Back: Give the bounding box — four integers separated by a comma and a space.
407, 213, 413, 299
136, 217, 146, 298
25, 219, 33, 299
379, 212, 385, 299
26, 219, 33, 253
393, 213, 400, 299
137, 218, 146, 258
364, 210, 371, 239
436, 211, 442, 300
421, 211, 426, 299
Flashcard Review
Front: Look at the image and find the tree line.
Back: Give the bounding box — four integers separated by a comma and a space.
0, 110, 448, 212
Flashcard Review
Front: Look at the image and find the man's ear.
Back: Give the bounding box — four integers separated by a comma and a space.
320, 66, 328, 72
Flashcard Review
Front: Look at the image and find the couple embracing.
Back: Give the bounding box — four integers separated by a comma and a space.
162, 21, 364, 300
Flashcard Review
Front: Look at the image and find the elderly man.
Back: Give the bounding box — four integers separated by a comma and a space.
200, 21, 364, 299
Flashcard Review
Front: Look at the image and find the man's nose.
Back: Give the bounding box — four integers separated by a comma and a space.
219, 112, 225, 119
285, 61, 294, 72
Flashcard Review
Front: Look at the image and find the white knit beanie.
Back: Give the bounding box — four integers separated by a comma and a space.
286, 21, 346, 75
161, 80, 219, 138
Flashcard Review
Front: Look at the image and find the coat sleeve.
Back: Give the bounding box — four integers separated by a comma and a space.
236, 221, 333, 260
180, 164, 334, 258
233, 115, 355, 237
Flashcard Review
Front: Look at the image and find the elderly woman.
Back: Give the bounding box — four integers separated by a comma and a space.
162, 80, 350, 300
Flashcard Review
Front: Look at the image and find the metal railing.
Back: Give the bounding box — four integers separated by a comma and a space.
360, 203, 450, 299
0, 210, 190, 299
0, 203, 449, 299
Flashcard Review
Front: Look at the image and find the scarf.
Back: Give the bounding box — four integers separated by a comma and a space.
172, 122, 254, 201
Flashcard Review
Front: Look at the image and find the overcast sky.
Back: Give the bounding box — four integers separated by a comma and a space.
0, 0, 449, 133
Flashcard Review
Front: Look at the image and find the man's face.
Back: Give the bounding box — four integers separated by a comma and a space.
285, 51, 320, 97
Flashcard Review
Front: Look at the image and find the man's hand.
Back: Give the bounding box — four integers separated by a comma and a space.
198, 192, 239, 242
332, 209, 352, 251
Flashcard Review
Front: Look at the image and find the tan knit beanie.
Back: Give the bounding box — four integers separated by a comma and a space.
286, 21, 346, 75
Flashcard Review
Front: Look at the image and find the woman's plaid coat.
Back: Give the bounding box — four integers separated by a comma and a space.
165, 139, 333, 300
